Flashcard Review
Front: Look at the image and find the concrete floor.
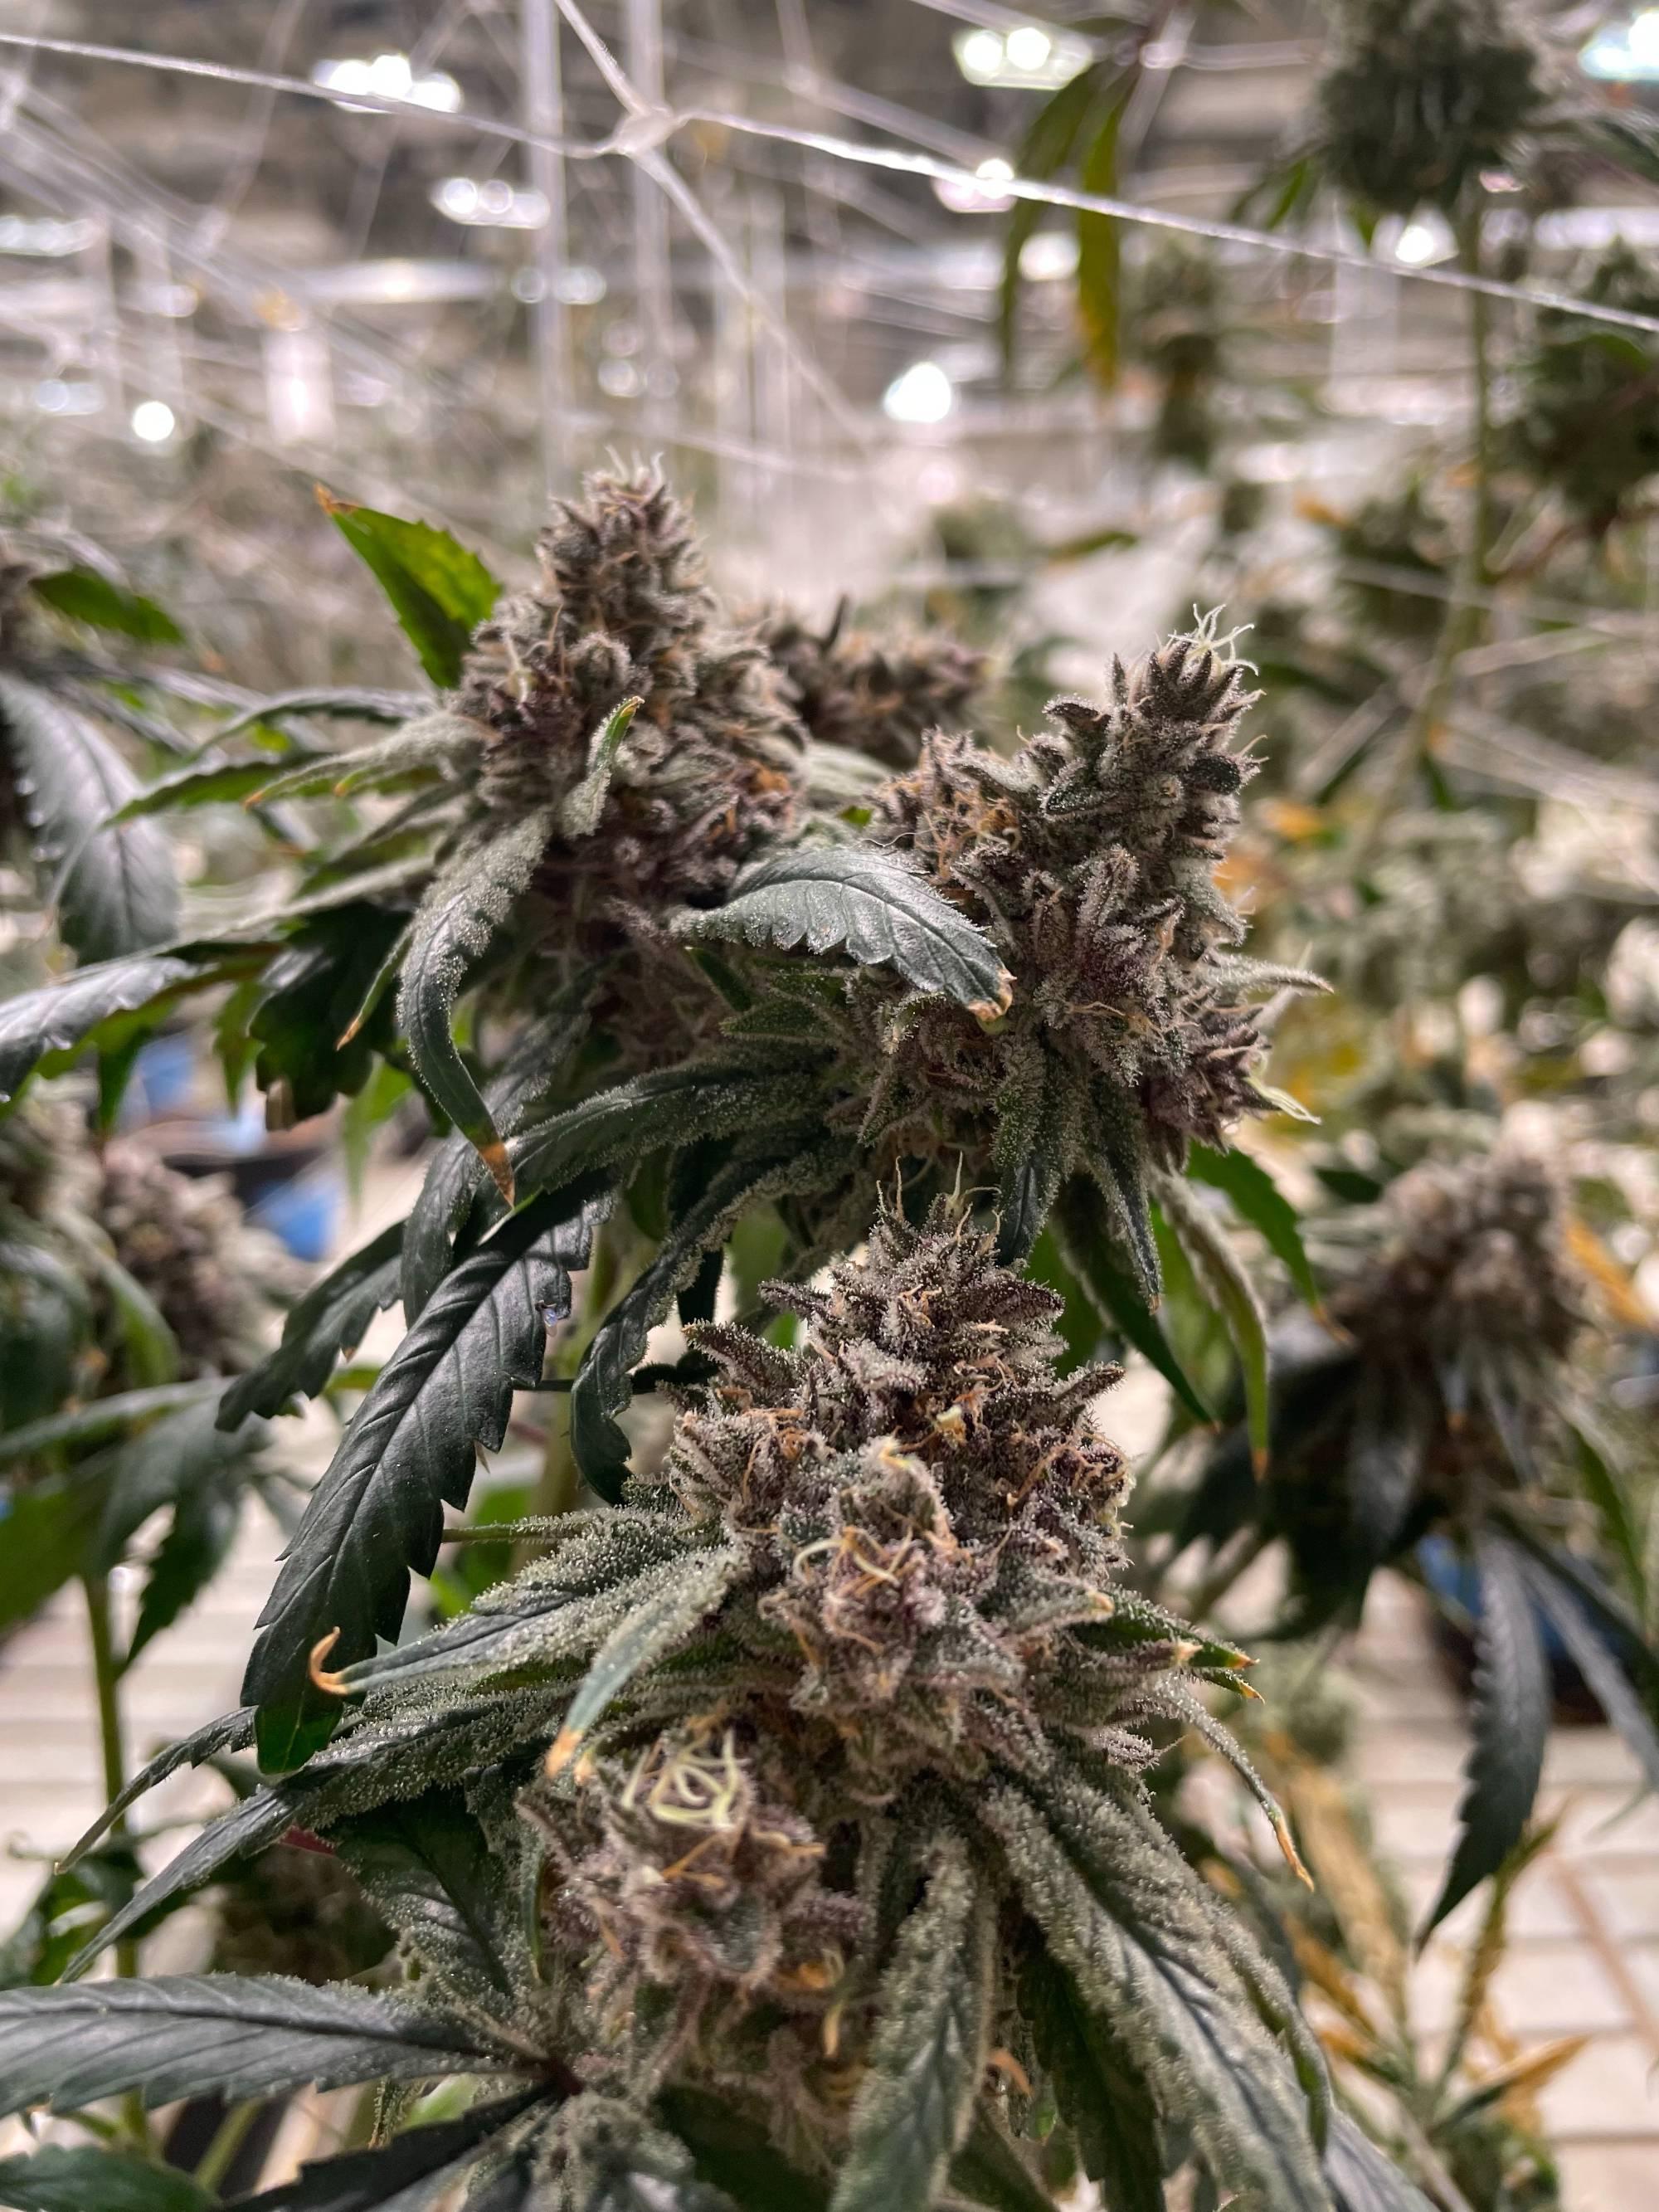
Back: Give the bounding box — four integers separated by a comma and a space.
2, 1174, 1656, 2203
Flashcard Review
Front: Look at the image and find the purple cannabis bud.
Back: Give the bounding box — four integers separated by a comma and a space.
759, 604, 988, 770
96, 1140, 288, 1377
457, 465, 804, 909
860, 628, 1300, 1182
1334, 1144, 1579, 1369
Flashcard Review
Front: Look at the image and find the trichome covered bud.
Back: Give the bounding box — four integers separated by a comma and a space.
850, 627, 1306, 1213
457, 464, 804, 908
759, 603, 988, 770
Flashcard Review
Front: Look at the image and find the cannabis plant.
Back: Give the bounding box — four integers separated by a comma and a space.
0, 539, 180, 973
1507, 239, 1659, 532
0, 1208, 1428, 2210
1167, 1143, 1659, 1932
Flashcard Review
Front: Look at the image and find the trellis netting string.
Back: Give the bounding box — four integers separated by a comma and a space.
7, 23, 1659, 347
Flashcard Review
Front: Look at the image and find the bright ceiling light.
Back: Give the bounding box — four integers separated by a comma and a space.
952, 24, 1089, 89
1391, 213, 1454, 266
431, 177, 550, 228
130, 399, 176, 443
883, 359, 955, 426
1004, 26, 1053, 73
955, 30, 1005, 84
933, 156, 1018, 215
312, 53, 462, 111
1581, 10, 1659, 79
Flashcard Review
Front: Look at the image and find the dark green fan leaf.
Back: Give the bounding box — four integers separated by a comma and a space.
1084, 1084, 1159, 1298
401, 972, 600, 1318
242, 1182, 609, 1772
0, 1381, 219, 1467
1345, 1367, 1425, 1567
399, 816, 555, 1206
1019, 1949, 1162, 2212
1516, 1554, 1659, 1796
125, 1474, 244, 1664
988, 1778, 1327, 2211
0, 949, 206, 1103
0, 671, 178, 962
202, 688, 427, 748
1156, 1177, 1269, 1474
0, 1477, 100, 1634
1187, 1143, 1322, 1313
30, 567, 185, 645
66, 1791, 294, 1978
830, 1839, 992, 2212
233, 2089, 553, 2210
948, 2111, 1059, 2212
110, 757, 325, 823
513, 1056, 830, 1203
324, 497, 500, 689
672, 846, 1010, 1014
91, 1396, 258, 1575
1324, 2112, 1438, 2212
62, 1707, 256, 1871
1422, 1531, 1550, 1937
1053, 1182, 1212, 1425
249, 904, 410, 1126
333, 1786, 516, 1995
0, 1976, 514, 2116
657, 2088, 830, 2212
571, 1144, 838, 1499
0, 2144, 211, 2212
220, 1220, 405, 1430
1561, 1408, 1646, 1606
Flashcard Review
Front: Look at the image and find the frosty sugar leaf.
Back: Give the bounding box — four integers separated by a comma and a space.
672, 844, 1012, 1016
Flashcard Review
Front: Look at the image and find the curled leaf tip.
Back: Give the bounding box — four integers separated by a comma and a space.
986, 2047, 1033, 2096
1271, 1807, 1315, 1889
481, 1139, 515, 1208
308, 1627, 349, 1696
545, 1724, 582, 1777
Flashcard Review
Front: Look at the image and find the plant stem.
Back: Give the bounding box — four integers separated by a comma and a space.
193, 2098, 264, 2195
83, 1573, 151, 2151
82, 1575, 136, 1976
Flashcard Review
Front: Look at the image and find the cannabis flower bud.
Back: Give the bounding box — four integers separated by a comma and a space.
1332, 1144, 1578, 1373
95, 1140, 285, 1376
456, 465, 803, 909
855, 629, 1301, 1223
1315, 0, 1543, 215
759, 604, 987, 769
493, 1205, 1266, 2147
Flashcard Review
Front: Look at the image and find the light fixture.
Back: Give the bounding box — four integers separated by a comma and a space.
1019, 231, 1080, 281
953, 24, 1090, 89
1580, 9, 1659, 80
34, 378, 102, 416
130, 398, 177, 443
431, 176, 550, 228
0, 216, 97, 257
932, 156, 1018, 215
883, 358, 956, 426
1389, 212, 1454, 267
311, 53, 462, 111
